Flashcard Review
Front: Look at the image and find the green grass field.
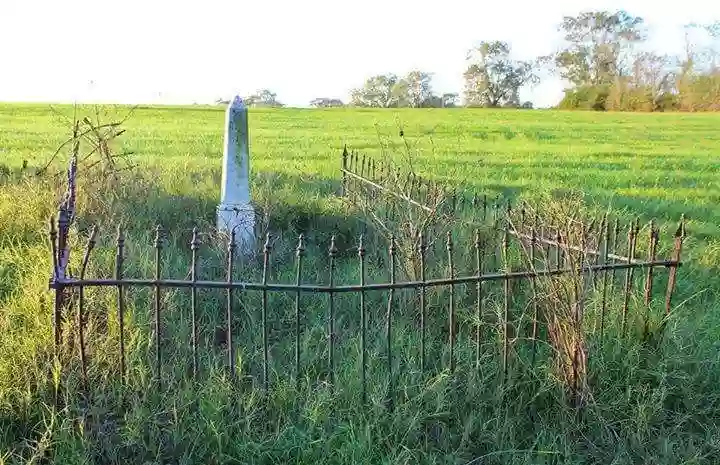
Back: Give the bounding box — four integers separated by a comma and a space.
1, 103, 719, 464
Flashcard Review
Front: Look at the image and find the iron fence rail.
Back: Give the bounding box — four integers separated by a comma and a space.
51, 259, 681, 292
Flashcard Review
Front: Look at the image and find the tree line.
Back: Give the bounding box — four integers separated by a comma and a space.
223, 11, 719, 111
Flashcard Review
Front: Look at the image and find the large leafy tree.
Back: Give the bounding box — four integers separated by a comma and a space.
309, 97, 344, 108
402, 70, 434, 107
462, 41, 538, 107
350, 71, 436, 108
553, 10, 645, 86
244, 89, 284, 107
349, 74, 399, 107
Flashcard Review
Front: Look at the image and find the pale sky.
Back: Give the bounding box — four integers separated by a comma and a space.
0, 0, 718, 107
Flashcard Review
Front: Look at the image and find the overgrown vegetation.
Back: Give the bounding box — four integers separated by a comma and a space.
1, 104, 719, 464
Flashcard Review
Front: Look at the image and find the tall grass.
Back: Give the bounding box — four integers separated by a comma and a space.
1, 104, 719, 464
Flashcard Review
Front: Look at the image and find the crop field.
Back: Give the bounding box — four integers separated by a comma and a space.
1, 103, 720, 464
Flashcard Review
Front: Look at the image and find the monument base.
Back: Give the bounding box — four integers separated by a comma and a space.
217, 203, 256, 252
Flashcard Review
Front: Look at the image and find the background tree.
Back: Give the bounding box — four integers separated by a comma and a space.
310, 98, 344, 108
462, 41, 539, 107
349, 74, 399, 107
675, 22, 720, 111
553, 10, 646, 87
402, 70, 434, 107
441, 93, 459, 107
244, 89, 284, 107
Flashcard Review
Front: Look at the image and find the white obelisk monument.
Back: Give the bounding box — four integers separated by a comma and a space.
217, 96, 255, 249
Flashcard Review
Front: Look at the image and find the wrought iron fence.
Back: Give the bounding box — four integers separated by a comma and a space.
47, 150, 686, 408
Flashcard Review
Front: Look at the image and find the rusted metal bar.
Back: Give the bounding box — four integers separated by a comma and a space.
226, 229, 236, 378
530, 226, 539, 367
341, 146, 348, 196
568, 224, 581, 405
358, 235, 367, 404
555, 231, 562, 271
295, 234, 305, 390
503, 228, 510, 380
664, 217, 686, 319
447, 232, 456, 373
612, 219, 621, 286
409, 173, 418, 201
49, 217, 62, 356
403, 171, 412, 195
77, 225, 98, 387
621, 220, 639, 337
493, 200, 499, 229
115, 226, 126, 384
482, 195, 487, 222
504, 203, 511, 294
544, 222, 551, 262
418, 231, 427, 374
643, 221, 659, 338
386, 236, 397, 410
580, 219, 590, 278
342, 169, 433, 212
328, 236, 338, 388
600, 218, 610, 340
592, 216, 606, 289
154, 225, 163, 384
61, 259, 680, 293
507, 229, 638, 264
190, 227, 200, 380
475, 229, 483, 369
262, 233, 271, 393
